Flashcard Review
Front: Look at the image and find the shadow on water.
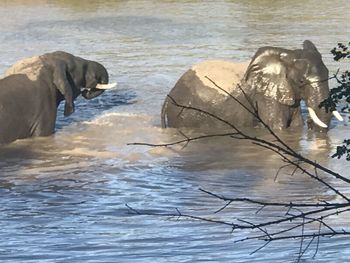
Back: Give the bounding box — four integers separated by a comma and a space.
163, 126, 338, 199
0, 142, 38, 169
170, 126, 333, 168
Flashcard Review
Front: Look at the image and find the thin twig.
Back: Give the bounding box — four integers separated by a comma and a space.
199, 188, 346, 208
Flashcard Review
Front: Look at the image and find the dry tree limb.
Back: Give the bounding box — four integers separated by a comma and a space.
198, 188, 347, 208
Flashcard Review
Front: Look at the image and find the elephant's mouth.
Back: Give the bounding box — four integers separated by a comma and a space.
286, 99, 343, 129
307, 107, 343, 129
290, 99, 301, 108
87, 82, 117, 91
81, 83, 118, 99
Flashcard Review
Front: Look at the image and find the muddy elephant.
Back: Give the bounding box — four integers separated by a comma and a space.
161, 40, 342, 131
0, 51, 116, 144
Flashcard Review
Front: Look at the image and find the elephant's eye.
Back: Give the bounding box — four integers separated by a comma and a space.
299, 78, 307, 86
97, 77, 105, 84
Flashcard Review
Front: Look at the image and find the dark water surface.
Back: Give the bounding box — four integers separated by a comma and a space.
0, 1, 350, 262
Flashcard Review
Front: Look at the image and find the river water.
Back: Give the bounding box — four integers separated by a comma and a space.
0, 1, 350, 262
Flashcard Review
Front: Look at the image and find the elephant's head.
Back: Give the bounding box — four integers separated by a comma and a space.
244, 40, 341, 131
81, 60, 110, 100
42, 51, 116, 116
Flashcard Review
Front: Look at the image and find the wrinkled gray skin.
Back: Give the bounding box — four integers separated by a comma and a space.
0, 51, 109, 144
162, 40, 332, 131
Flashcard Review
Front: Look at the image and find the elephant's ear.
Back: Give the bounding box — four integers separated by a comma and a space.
52, 63, 75, 116
245, 54, 295, 106
303, 40, 319, 53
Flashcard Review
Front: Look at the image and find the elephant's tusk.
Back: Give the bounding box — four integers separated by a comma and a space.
95, 82, 117, 90
307, 107, 328, 128
332, 110, 344, 121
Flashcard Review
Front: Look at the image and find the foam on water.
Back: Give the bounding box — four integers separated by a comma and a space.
52, 110, 180, 166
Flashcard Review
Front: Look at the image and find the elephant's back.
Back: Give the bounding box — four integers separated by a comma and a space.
4, 56, 44, 81
164, 60, 249, 128
190, 60, 248, 97
170, 60, 249, 104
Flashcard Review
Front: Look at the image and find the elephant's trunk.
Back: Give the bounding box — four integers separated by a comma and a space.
304, 80, 333, 130
82, 83, 117, 99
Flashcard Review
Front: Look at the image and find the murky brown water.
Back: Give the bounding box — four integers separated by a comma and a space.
0, 1, 350, 262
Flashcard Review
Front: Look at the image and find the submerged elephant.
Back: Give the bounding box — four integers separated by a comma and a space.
0, 51, 116, 144
161, 40, 342, 131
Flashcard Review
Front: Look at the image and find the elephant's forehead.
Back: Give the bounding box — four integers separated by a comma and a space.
260, 62, 282, 75
4, 56, 44, 81
191, 60, 249, 96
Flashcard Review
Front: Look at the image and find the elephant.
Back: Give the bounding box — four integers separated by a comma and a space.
0, 51, 116, 144
161, 40, 343, 131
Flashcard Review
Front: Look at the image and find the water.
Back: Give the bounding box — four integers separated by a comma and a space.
0, 1, 350, 262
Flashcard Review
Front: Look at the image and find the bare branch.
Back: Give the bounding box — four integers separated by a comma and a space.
199, 188, 346, 208
128, 132, 240, 147
250, 240, 272, 255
